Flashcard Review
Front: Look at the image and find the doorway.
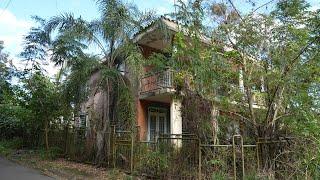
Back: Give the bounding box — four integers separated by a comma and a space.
148, 107, 169, 141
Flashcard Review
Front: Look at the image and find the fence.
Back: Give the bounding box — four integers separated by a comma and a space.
156, 134, 199, 179
110, 129, 297, 180
111, 131, 253, 179
112, 128, 134, 173
46, 128, 95, 162
200, 135, 258, 179
43, 127, 297, 179
256, 137, 299, 179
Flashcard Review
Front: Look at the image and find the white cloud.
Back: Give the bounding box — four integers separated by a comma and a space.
156, 6, 170, 15
310, 5, 319, 12
0, 9, 33, 55
0, 9, 59, 78
0, 10, 32, 29
156, 0, 189, 15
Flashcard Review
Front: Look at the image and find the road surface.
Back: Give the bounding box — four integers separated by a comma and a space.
0, 157, 53, 180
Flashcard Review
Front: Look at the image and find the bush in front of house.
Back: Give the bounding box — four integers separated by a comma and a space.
135, 150, 169, 178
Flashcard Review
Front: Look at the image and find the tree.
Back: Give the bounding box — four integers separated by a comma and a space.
0, 42, 34, 143
21, 72, 60, 150
21, 0, 154, 165
169, 0, 320, 176
0, 41, 13, 103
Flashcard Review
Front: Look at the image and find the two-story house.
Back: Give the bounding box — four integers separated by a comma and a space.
80, 16, 265, 144
133, 17, 213, 141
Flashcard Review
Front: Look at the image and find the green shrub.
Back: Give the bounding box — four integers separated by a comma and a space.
211, 172, 228, 180
38, 147, 63, 160
0, 138, 23, 156
0, 145, 12, 156
244, 171, 260, 180
136, 150, 169, 177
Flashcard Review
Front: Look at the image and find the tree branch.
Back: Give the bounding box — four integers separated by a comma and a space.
227, 0, 243, 21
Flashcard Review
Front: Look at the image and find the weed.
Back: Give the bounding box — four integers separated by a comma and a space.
38, 147, 63, 160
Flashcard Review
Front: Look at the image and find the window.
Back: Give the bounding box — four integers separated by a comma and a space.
79, 112, 87, 128
148, 107, 169, 141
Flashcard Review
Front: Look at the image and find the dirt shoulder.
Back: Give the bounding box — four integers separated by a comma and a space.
3, 150, 129, 180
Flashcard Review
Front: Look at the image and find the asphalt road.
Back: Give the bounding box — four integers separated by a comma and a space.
0, 157, 54, 180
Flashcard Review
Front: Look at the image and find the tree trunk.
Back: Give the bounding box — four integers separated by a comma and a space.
95, 80, 111, 166
211, 106, 219, 145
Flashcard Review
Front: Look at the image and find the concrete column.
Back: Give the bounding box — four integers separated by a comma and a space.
239, 68, 245, 93
170, 98, 182, 147
261, 76, 265, 92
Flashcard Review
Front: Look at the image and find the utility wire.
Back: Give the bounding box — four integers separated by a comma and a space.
0, 0, 13, 17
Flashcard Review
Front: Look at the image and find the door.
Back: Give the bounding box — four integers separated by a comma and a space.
148, 107, 168, 141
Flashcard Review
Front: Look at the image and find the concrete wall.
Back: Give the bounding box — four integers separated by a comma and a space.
170, 98, 182, 135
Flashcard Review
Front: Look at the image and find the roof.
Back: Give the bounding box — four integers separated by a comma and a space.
133, 16, 211, 45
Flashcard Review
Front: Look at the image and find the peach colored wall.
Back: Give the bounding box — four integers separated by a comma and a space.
137, 100, 148, 140
136, 45, 161, 140
136, 45, 173, 140
136, 100, 171, 140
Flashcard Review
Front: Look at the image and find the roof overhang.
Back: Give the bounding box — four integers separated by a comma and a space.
133, 17, 211, 50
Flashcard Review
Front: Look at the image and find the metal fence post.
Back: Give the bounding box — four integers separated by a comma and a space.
233, 135, 237, 180
241, 136, 245, 179
256, 140, 260, 173
130, 130, 134, 173
233, 135, 245, 180
198, 138, 202, 180
112, 126, 116, 169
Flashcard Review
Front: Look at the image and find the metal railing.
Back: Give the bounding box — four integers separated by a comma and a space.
140, 69, 174, 94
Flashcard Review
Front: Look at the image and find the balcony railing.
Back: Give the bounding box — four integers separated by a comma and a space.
140, 69, 174, 95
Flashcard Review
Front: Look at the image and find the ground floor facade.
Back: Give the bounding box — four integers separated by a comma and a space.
136, 95, 182, 141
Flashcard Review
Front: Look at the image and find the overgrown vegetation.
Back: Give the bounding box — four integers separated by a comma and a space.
1, 0, 153, 163
166, 0, 320, 178
0, 0, 319, 179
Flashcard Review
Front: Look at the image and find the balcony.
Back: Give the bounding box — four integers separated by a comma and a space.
139, 69, 175, 98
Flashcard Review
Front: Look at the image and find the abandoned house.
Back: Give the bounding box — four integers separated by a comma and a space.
79, 16, 264, 143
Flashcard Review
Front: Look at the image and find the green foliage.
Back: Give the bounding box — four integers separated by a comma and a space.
20, 0, 156, 165
211, 172, 228, 180
0, 42, 14, 103
38, 147, 63, 160
0, 0, 318, 178
244, 172, 260, 180
165, 0, 320, 177
172, 0, 320, 135
23, 72, 61, 126
0, 42, 37, 141
0, 104, 32, 139
0, 139, 23, 157
136, 151, 169, 176
116, 85, 136, 130
181, 93, 213, 141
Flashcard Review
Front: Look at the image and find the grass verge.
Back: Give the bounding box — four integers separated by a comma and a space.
0, 139, 132, 179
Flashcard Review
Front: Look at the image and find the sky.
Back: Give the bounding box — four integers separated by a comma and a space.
0, 0, 178, 76
0, 0, 319, 77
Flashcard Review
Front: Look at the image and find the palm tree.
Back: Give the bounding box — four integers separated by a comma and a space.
22, 0, 154, 165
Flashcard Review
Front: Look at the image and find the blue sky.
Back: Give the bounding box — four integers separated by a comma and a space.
0, 0, 177, 75
0, 0, 175, 56
0, 0, 319, 76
